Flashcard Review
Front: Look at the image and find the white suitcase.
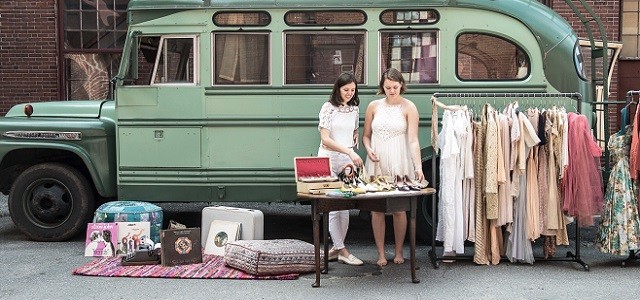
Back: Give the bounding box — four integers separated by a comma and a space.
201, 205, 264, 247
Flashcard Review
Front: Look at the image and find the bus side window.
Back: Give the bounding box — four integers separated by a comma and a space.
151, 37, 197, 84
457, 33, 530, 81
285, 32, 366, 85
213, 33, 270, 85
380, 31, 438, 84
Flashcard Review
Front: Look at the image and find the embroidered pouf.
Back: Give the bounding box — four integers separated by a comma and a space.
224, 239, 321, 275
93, 201, 163, 243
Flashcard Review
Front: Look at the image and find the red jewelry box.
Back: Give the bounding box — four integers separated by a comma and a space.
294, 157, 342, 194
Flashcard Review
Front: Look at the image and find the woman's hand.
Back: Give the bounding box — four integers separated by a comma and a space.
348, 149, 363, 167
367, 151, 379, 163
415, 169, 425, 182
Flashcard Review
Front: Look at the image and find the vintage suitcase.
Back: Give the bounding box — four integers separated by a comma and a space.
294, 156, 342, 194
201, 205, 264, 247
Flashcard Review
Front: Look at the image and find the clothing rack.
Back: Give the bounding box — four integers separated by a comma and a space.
622, 90, 640, 267
428, 92, 589, 271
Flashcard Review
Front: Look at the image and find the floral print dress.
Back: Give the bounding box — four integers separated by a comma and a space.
596, 126, 640, 255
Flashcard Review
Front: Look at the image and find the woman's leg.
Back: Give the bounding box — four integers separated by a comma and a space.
392, 211, 407, 264
371, 211, 387, 266
329, 210, 350, 255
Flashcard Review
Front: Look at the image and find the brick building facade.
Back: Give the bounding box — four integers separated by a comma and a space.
0, 1, 59, 113
0, 1, 629, 116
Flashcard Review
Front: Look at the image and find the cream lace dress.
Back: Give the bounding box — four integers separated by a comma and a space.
364, 100, 414, 179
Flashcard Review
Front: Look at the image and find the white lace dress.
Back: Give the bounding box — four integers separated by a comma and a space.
364, 101, 414, 178
317, 102, 359, 175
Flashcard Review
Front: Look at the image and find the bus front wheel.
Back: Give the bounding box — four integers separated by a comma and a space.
8, 163, 94, 241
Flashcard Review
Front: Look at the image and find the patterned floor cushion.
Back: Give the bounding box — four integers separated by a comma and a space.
93, 201, 163, 243
224, 239, 322, 275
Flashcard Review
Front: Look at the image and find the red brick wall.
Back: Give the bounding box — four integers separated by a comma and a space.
0, 0, 59, 115
553, 1, 621, 137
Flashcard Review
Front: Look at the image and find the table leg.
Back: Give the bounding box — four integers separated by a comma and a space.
312, 200, 321, 287
410, 196, 420, 283
323, 211, 329, 274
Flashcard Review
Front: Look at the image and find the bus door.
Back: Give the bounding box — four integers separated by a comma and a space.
116, 34, 204, 194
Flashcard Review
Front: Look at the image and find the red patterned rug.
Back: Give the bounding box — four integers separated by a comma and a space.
72, 254, 299, 280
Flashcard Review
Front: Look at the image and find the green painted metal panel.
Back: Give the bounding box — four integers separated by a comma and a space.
119, 127, 202, 167
5, 101, 106, 118
0, 115, 117, 197
117, 87, 159, 107
205, 126, 279, 168
118, 87, 203, 120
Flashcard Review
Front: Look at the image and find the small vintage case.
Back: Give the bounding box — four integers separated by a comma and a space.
294, 156, 342, 194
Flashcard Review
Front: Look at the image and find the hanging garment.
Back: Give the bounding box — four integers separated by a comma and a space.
503, 102, 521, 172
435, 109, 466, 254
542, 108, 567, 247
526, 108, 541, 241
596, 125, 640, 255
537, 112, 550, 233
462, 110, 476, 242
473, 117, 490, 265
505, 111, 539, 264
563, 112, 604, 226
485, 106, 503, 264
484, 105, 499, 220
553, 107, 570, 246
629, 103, 640, 180
497, 113, 512, 226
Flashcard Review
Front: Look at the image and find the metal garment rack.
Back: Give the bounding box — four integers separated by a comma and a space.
428, 92, 589, 271
621, 90, 640, 267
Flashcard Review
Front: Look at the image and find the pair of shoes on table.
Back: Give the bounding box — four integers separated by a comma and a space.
338, 254, 364, 266
398, 177, 430, 191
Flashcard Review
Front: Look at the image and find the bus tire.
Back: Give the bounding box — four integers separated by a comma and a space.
416, 195, 435, 243
8, 163, 94, 241
416, 155, 438, 243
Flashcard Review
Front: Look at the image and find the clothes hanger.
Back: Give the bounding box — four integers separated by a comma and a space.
623, 95, 638, 110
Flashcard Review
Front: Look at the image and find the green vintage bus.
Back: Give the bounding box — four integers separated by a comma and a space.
0, 0, 610, 241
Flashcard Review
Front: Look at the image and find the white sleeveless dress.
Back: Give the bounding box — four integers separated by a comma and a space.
364, 101, 414, 178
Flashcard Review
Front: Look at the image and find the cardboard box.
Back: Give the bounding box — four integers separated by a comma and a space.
294, 157, 342, 193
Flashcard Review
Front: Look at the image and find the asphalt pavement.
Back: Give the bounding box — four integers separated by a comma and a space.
1, 193, 7, 218
1, 199, 640, 299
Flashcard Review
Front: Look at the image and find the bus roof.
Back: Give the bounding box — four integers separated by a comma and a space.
127, 0, 557, 12
128, 0, 450, 10
127, 0, 571, 34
